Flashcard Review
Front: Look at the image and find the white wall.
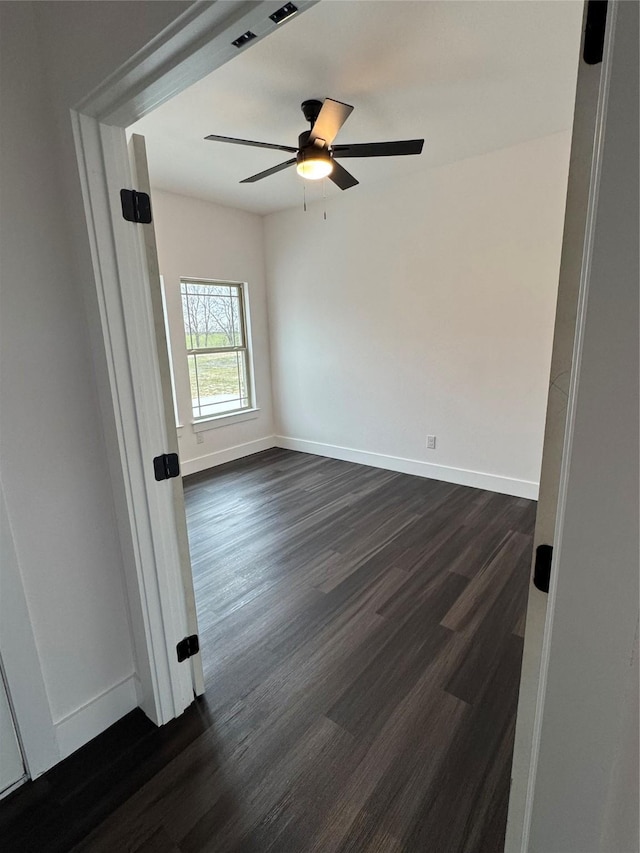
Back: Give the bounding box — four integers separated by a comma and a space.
150, 190, 275, 474
528, 1, 639, 848
264, 132, 572, 498
0, 0, 192, 766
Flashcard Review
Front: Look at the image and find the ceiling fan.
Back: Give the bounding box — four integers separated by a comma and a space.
205, 98, 424, 190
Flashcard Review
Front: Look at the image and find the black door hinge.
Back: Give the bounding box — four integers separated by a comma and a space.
533, 544, 553, 593
583, 0, 608, 65
177, 634, 199, 662
120, 188, 152, 224
153, 452, 180, 481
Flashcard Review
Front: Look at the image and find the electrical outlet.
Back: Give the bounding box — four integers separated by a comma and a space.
426, 435, 436, 450
196, 433, 204, 445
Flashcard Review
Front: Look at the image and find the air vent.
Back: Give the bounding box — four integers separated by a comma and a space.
232, 30, 257, 48
269, 3, 298, 25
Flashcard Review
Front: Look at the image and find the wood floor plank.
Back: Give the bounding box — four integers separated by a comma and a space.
440, 531, 532, 633
400, 633, 525, 853
308, 668, 469, 853
444, 543, 532, 706
0, 449, 535, 853
132, 826, 182, 853
327, 574, 465, 738
332, 810, 404, 853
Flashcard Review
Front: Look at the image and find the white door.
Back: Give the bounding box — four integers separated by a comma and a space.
128, 133, 205, 697
0, 663, 25, 797
505, 3, 614, 849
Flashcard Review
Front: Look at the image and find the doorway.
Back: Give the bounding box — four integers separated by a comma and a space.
70, 0, 616, 848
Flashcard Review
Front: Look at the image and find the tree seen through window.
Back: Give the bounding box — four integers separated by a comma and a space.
180, 280, 251, 419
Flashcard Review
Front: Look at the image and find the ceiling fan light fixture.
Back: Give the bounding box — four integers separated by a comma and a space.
296, 149, 333, 180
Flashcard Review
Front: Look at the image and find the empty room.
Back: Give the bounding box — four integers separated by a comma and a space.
126, 1, 578, 847
2, 2, 638, 853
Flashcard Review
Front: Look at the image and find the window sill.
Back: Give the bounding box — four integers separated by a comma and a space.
191, 408, 260, 433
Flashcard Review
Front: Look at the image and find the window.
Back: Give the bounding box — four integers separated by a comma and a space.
180, 279, 252, 420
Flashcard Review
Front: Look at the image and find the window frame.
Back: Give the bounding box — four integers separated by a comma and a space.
179, 277, 254, 423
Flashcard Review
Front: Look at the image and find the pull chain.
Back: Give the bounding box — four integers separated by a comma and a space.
303, 182, 307, 212
323, 178, 327, 221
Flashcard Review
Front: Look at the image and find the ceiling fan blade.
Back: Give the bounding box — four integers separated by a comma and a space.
205, 134, 297, 153
309, 99, 354, 147
329, 160, 359, 191
332, 139, 424, 158
240, 158, 297, 184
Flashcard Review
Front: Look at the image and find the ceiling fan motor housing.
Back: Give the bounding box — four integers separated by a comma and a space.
298, 129, 330, 153
298, 130, 312, 149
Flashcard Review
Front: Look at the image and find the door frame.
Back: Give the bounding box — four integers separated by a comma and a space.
71, 0, 318, 727
70, 0, 613, 838
505, 2, 618, 849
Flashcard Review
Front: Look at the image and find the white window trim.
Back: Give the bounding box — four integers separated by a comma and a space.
191, 407, 260, 433
181, 277, 254, 421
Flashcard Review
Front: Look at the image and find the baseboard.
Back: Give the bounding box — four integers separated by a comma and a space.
275, 436, 539, 499
179, 433, 539, 498
54, 673, 138, 760
180, 436, 276, 476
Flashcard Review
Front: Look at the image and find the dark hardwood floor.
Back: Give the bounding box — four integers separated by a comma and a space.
0, 449, 535, 852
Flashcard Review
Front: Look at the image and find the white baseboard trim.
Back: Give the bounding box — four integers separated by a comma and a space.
275, 436, 539, 500
54, 673, 138, 760
181, 436, 276, 477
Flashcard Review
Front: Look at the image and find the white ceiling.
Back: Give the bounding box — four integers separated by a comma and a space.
131, 0, 582, 216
